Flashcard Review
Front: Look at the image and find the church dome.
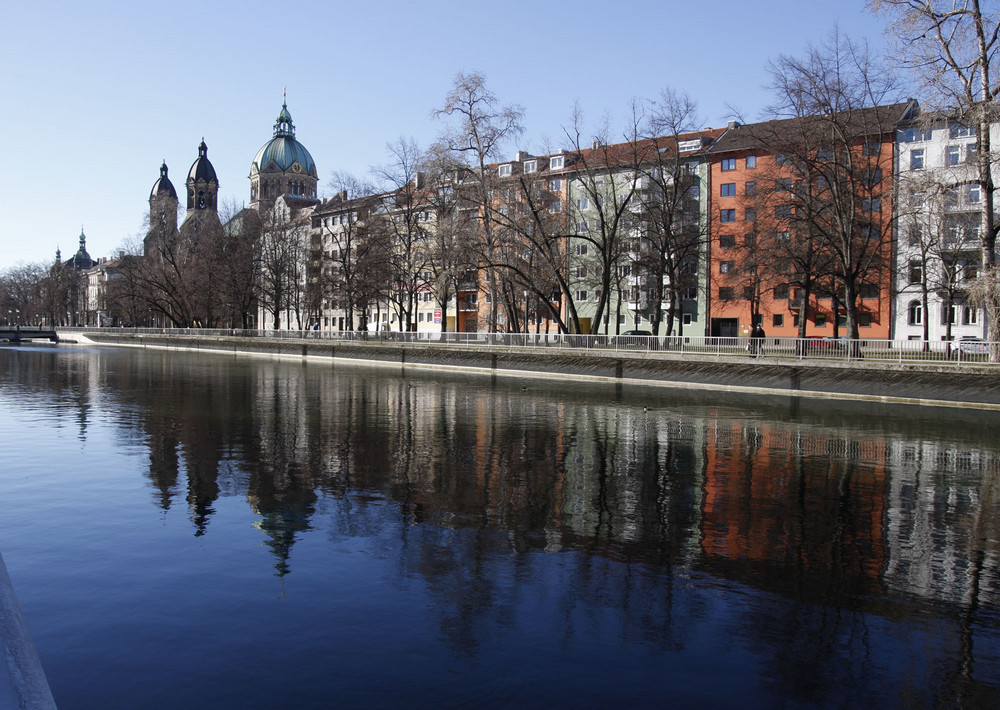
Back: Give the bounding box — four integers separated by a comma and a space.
188, 140, 218, 184
252, 101, 316, 176
150, 161, 177, 200
69, 229, 94, 271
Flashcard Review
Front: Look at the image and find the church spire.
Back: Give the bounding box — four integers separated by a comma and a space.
274, 90, 295, 139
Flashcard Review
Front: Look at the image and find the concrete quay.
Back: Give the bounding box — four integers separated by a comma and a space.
76, 331, 1000, 411
0, 552, 57, 709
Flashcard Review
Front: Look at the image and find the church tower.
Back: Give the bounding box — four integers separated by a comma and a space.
250, 94, 318, 212
186, 140, 219, 215
180, 140, 221, 241
149, 161, 179, 231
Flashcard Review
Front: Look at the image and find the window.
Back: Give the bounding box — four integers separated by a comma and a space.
720, 183, 736, 196
865, 168, 883, 186
910, 149, 925, 170
863, 142, 881, 157
774, 284, 789, 299
964, 305, 979, 325
524, 160, 536, 173
499, 164, 512, 177
745, 208, 756, 222
773, 313, 784, 327
720, 261, 735, 274
718, 287, 735, 301
775, 153, 790, 166
720, 234, 736, 248
576, 221, 589, 233
549, 200, 562, 214
863, 197, 881, 212
814, 313, 827, 327
776, 178, 791, 192
720, 209, 736, 222
909, 262, 923, 285
721, 158, 737, 171
776, 230, 790, 242
574, 266, 587, 278
968, 184, 981, 204
775, 205, 792, 219
550, 155, 565, 170
946, 145, 961, 166
745, 181, 756, 195
942, 304, 958, 325
911, 301, 925, 325
950, 124, 976, 139
899, 127, 932, 142
549, 178, 562, 191
577, 198, 589, 210
746, 155, 757, 169
575, 243, 588, 256
575, 290, 588, 302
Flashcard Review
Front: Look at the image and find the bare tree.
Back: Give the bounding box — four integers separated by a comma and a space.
258, 202, 306, 330
562, 105, 643, 334
434, 71, 524, 332
316, 172, 383, 331
420, 146, 481, 332
872, 0, 1000, 341
633, 89, 708, 335
372, 138, 435, 332
1, 262, 48, 325
760, 30, 904, 342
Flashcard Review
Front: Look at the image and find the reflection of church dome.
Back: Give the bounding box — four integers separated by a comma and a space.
150, 161, 177, 199
188, 140, 218, 184
252, 101, 317, 176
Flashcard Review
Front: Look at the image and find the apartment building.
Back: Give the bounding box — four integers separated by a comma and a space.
894, 114, 996, 342
705, 102, 917, 339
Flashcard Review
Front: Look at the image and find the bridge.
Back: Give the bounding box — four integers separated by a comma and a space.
0, 326, 58, 343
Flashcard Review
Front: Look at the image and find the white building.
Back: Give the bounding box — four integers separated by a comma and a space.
894, 114, 997, 342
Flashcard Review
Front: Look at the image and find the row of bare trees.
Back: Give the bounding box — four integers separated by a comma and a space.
7, 5, 998, 342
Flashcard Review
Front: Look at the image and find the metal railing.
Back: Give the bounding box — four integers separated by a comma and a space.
63, 327, 1000, 367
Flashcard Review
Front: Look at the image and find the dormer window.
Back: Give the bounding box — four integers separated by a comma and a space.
550, 155, 565, 170
499, 164, 512, 177
524, 160, 536, 173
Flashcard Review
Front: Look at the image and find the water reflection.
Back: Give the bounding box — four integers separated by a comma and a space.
4, 343, 1000, 706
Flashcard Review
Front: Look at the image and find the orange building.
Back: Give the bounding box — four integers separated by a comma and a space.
704, 102, 917, 339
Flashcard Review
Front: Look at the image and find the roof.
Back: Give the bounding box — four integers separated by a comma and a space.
188, 140, 218, 185
707, 101, 919, 155
251, 101, 317, 176
150, 161, 177, 200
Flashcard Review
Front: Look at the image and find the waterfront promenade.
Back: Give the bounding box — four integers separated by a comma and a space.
66, 328, 1000, 411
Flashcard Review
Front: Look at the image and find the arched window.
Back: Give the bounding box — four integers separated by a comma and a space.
908, 300, 922, 325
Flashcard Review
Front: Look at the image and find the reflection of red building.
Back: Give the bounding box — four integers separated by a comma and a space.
700, 420, 888, 592
705, 102, 917, 339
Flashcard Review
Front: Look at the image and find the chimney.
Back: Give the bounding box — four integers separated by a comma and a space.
728, 120, 741, 129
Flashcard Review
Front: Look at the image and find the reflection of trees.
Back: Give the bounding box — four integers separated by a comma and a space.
10, 346, 1000, 699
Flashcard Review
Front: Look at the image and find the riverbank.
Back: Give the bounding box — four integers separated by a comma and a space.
71, 330, 1000, 411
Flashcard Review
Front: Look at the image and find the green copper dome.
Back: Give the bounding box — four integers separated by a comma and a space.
251, 101, 317, 176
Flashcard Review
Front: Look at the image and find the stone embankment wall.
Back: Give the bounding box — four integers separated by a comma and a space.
79, 332, 1000, 410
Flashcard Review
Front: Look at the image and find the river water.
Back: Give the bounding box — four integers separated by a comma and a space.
2, 343, 1000, 709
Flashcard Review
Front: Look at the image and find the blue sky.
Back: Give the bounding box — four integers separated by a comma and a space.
1, 0, 894, 266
